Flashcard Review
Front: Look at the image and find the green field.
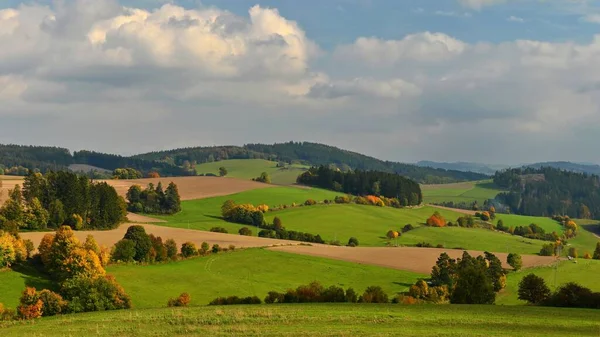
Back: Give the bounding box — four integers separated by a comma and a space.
0, 264, 55, 308
422, 180, 505, 205
195, 159, 309, 185
3, 304, 599, 336
0, 249, 424, 310
498, 259, 600, 305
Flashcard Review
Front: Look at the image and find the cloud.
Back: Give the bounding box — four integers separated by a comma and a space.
457, 0, 506, 10
434, 11, 472, 18
307, 78, 421, 100
582, 14, 600, 23
507, 15, 524, 22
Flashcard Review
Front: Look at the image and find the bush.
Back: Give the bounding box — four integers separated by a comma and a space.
568, 247, 578, 258
273, 216, 283, 230
210, 227, 228, 233
228, 245, 236, 251
518, 274, 551, 304
264, 291, 285, 304
334, 195, 351, 204
416, 242, 433, 248
507, 253, 523, 271
304, 199, 317, 206
167, 293, 191, 307
0, 303, 16, 321
180, 242, 198, 258
165, 239, 178, 261
345, 288, 358, 303
546, 282, 595, 308
539, 243, 555, 256
238, 227, 253, 236
111, 239, 136, 263
402, 224, 414, 233
212, 244, 221, 254
149, 235, 167, 262
200, 242, 210, 255
359, 286, 389, 303
321, 285, 346, 303
426, 212, 446, 227
17, 287, 43, 320
37, 289, 67, 317
61, 275, 131, 313
210, 296, 261, 305
450, 264, 496, 304
594, 242, 600, 260
347, 237, 359, 247
583, 252, 592, 259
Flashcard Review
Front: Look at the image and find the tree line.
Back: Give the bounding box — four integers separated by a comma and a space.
494, 167, 600, 219
126, 183, 181, 215
0, 171, 127, 232
297, 166, 422, 205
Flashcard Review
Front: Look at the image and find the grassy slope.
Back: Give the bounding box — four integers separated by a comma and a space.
498, 259, 600, 305
0, 264, 55, 308
3, 304, 599, 337
422, 180, 505, 205
151, 186, 341, 233
195, 159, 309, 185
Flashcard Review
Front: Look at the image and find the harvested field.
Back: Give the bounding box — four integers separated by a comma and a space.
429, 204, 476, 215
0, 176, 272, 203
20, 224, 295, 252
269, 245, 556, 274
126, 212, 166, 223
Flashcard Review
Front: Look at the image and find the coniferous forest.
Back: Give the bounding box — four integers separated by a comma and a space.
493, 167, 600, 219
297, 166, 423, 205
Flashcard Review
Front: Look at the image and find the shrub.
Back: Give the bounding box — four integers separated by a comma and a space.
111, 239, 136, 263
402, 224, 414, 233
165, 239, 178, 261
345, 288, 358, 303
0, 303, 16, 321
426, 212, 446, 227
392, 295, 422, 305
61, 275, 132, 313
546, 282, 595, 308
17, 287, 43, 320
167, 293, 191, 307
568, 247, 578, 259
238, 227, 253, 236
594, 242, 600, 260
264, 291, 285, 304
200, 242, 210, 255
507, 253, 523, 271
228, 245, 236, 251
180, 242, 198, 258
334, 195, 351, 204
450, 264, 496, 304
539, 243, 555, 256
436, 244, 444, 248
518, 274, 551, 304
321, 285, 346, 303
37, 289, 67, 316
409, 280, 429, 299
359, 286, 388, 303
210, 296, 261, 305
347, 237, 359, 247
210, 227, 228, 233
212, 244, 221, 254
416, 242, 433, 248
273, 216, 283, 230
123, 225, 152, 262
256, 204, 269, 213
583, 252, 592, 259
149, 235, 167, 262
304, 199, 317, 206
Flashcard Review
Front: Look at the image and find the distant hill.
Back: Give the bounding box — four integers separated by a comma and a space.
135, 142, 488, 184
416, 161, 507, 175
525, 161, 600, 176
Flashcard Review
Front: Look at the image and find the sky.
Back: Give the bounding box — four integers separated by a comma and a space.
1, 0, 600, 165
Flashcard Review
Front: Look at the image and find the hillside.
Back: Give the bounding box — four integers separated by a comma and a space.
135, 141, 489, 183
418, 160, 600, 176
194, 159, 309, 185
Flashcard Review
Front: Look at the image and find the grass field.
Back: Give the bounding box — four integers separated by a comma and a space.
498, 259, 600, 305
151, 186, 342, 233
422, 180, 505, 205
3, 304, 599, 336
0, 264, 55, 308
195, 159, 309, 185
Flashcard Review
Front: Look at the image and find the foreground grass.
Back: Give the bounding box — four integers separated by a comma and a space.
498, 259, 600, 305
422, 180, 505, 205
194, 159, 309, 185
0, 264, 55, 308
3, 304, 599, 336
108, 248, 423, 308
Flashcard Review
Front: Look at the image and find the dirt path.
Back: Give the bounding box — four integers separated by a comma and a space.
269, 245, 556, 274
429, 204, 476, 215
20, 224, 297, 252
0, 176, 272, 204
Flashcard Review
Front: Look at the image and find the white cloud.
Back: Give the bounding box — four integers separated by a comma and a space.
582, 14, 600, 23
458, 0, 506, 10
507, 15, 525, 22
308, 78, 421, 100
434, 11, 472, 18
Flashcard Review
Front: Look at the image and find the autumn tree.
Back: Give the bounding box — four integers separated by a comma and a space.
426, 212, 446, 227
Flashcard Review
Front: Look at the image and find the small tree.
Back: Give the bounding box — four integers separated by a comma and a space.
168, 293, 191, 307
180, 242, 198, 258
219, 167, 228, 177
507, 253, 523, 271
17, 287, 43, 320
347, 237, 359, 247
593, 242, 600, 260
200, 242, 210, 255
37, 289, 67, 317
568, 247, 578, 259
539, 243, 555, 256
111, 239, 136, 263
212, 244, 221, 254
273, 217, 283, 230
238, 227, 252, 236
123, 225, 152, 262
518, 274, 551, 304
359, 286, 388, 303
165, 239, 178, 260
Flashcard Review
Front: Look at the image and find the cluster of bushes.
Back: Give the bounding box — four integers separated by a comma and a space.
539, 242, 565, 257
113, 168, 142, 179
1, 171, 127, 231
221, 200, 265, 227
210, 227, 228, 233
167, 293, 191, 307
475, 210, 495, 221
518, 274, 600, 309
552, 215, 579, 239
0, 231, 32, 268
258, 228, 325, 244
252, 172, 271, 184
126, 182, 181, 215
210, 282, 391, 306
297, 165, 422, 204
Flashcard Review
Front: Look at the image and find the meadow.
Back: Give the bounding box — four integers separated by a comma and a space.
2, 304, 599, 336
194, 159, 309, 185
422, 180, 505, 205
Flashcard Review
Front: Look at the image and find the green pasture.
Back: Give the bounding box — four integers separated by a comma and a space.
422, 180, 505, 205
194, 159, 309, 185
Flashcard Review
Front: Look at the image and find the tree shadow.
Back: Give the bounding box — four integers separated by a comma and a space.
11, 262, 57, 292
581, 223, 600, 236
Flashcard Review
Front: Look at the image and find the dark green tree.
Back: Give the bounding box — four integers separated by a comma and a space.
123, 225, 152, 262
517, 274, 551, 304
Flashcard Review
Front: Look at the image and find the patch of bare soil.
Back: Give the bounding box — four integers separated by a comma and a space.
0, 176, 271, 204
269, 245, 556, 274
126, 213, 166, 223
20, 224, 297, 253
429, 204, 476, 215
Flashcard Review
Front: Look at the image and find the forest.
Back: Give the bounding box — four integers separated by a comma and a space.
493, 167, 600, 219
0, 171, 127, 231
297, 166, 422, 205
135, 142, 488, 184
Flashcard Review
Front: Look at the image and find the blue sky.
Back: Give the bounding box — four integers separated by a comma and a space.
0, 0, 599, 164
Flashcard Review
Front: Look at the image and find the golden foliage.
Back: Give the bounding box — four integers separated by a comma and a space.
38, 233, 55, 267
426, 212, 446, 227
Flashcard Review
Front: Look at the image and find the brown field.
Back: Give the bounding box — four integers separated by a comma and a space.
20, 223, 296, 252
430, 204, 476, 215
0, 176, 272, 204
126, 213, 166, 223
269, 245, 556, 274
